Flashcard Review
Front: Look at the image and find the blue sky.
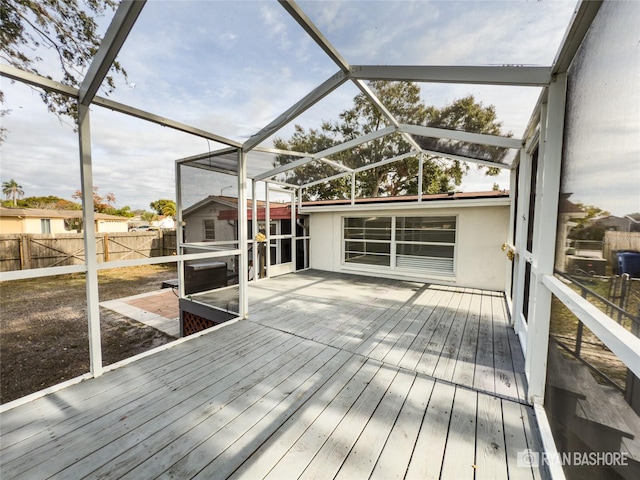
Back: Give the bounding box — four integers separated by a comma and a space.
1, 0, 582, 211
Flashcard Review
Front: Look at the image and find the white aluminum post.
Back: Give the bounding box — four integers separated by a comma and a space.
238, 149, 249, 318
351, 173, 356, 205
512, 149, 528, 337
527, 74, 567, 404
265, 182, 271, 278
505, 163, 519, 316
251, 179, 258, 282
175, 160, 185, 297
291, 189, 296, 269
78, 104, 103, 377
418, 154, 424, 201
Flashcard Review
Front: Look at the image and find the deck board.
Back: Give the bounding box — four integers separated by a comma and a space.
0, 270, 543, 480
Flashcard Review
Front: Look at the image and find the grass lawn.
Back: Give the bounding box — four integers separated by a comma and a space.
0, 264, 178, 404
550, 274, 640, 389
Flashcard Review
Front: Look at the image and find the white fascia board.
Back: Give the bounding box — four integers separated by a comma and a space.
299, 197, 510, 213
93, 97, 241, 147
543, 274, 640, 379
312, 125, 397, 159
350, 65, 552, 86
400, 124, 522, 149
279, 1, 350, 72
0, 64, 79, 97
422, 149, 510, 170
243, 71, 347, 151
79, 0, 145, 105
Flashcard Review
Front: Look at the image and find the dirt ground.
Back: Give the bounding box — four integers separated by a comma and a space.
0, 264, 178, 404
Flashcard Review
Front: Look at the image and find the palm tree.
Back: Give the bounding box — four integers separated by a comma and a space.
2, 179, 24, 206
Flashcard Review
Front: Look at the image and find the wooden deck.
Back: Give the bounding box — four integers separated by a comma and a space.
0, 271, 547, 479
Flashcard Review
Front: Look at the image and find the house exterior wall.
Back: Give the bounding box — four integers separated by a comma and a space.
308, 203, 510, 291
0, 217, 24, 234
23, 217, 68, 234
184, 205, 236, 244
96, 220, 129, 233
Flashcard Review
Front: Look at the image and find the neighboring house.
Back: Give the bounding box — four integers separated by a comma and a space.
555, 194, 589, 271
155, 215, 175, 229
182, 195, 293, 244
0, 207, 129, 234
302, 191, 511, 292
594, 215, 640, 233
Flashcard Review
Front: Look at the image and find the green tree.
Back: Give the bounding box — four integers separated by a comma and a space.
1, 0, 125, 130
273, 82, 507, 200
14, 195, 80, 210
140, 211, 157, 222
2, 178, 24, 206
149, 199, 176, 218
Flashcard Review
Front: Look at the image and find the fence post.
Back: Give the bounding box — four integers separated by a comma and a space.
103, 233, 109, 262
19, 235, 31, 270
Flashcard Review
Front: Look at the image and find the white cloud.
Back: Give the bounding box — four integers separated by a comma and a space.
2, 0, 583, 212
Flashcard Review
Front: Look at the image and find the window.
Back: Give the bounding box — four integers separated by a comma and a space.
343, 215, 456, 274
396, 216, 456, 273
40, 219, 51, 234
344, 217, 391, 267
203, 219, 215, 241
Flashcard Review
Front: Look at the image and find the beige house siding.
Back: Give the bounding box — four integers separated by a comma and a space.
0, 217, 24, 234
308, 203, 510, 291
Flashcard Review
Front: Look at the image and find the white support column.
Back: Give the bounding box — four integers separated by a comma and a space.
351, 173, 356, 205
175, 162, 185, 298
512, 148, 529, 337
504, 163, 519, 314
526, 73, 567, 404
418, 154, 424, 201
238, 149, 249, 318
265, 183, 271, 278
251, 180, 258, 283
78, 104, 103, 377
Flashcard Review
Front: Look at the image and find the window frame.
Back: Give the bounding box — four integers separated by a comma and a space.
342, 214, 457, 276
203, 219, 216, 241
40, 218, 51, 234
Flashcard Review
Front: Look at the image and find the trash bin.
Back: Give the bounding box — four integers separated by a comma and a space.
617, 252, 640, 278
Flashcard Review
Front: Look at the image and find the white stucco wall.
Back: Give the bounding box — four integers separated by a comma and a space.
307, 201, 510, 291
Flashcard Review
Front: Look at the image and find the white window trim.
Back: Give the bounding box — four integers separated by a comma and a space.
341, 214, 457, 276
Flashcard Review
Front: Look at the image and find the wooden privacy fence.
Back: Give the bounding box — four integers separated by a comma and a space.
0, 231, 177, 271
604, 231, 640, 267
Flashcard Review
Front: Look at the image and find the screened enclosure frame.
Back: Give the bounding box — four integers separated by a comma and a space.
1, 5, 639, 470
